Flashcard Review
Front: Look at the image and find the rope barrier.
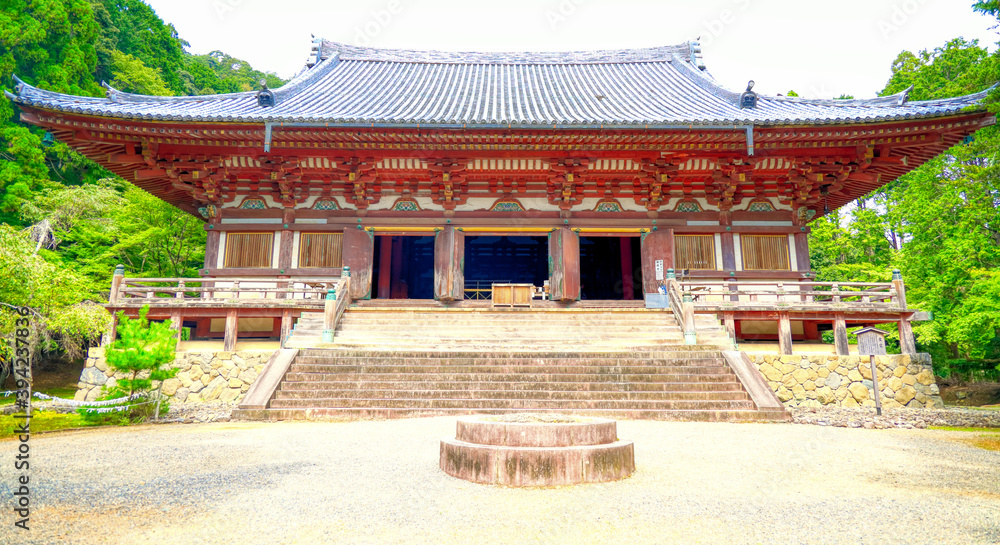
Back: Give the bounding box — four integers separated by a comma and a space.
1, 390, 151, 410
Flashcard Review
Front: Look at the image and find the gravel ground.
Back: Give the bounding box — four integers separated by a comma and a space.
1, 417, 998, 545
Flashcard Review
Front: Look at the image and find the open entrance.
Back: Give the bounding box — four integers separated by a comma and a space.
464, 236, 548, 300
372, 235, 435, 299
579, 236, 642, 300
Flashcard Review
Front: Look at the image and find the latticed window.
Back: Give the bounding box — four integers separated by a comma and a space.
675, 235, 716, 270
223, 233, 274, 268
741, 234, 790, 270
298, 233, 343, 268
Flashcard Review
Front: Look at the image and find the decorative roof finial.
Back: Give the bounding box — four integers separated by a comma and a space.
257, 79, 275, 108
740, 80, 757, 109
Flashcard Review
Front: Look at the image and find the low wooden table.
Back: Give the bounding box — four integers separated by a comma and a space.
492, 283, 534, 307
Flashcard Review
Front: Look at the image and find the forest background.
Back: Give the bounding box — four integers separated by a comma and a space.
0, 0, 998, 381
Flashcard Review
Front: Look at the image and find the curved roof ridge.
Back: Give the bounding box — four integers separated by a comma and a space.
318, 39, 696, 65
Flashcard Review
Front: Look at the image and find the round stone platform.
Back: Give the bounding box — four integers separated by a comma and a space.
439, 414, 635, 486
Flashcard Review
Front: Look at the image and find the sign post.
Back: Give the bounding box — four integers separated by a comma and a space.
854, 327, 889, 416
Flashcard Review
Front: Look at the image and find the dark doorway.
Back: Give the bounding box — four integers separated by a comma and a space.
579, 236, 642, 300
464, 236, 548, 299
372, 235, 434, 299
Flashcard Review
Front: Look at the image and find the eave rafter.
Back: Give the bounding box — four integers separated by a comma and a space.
15, 106, 992, 218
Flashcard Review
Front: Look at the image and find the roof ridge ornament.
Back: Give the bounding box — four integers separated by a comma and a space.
898, 85, 913, 106
740, 80, 757, 109
257, 80, 276, 108
689, 39, 706, 71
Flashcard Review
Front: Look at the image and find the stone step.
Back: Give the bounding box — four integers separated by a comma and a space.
288, 336, 730, 347
279, 379, 746, 393
272, 388, 751, 402
292, 356, 726, 366
286, 364, 734, 375
282, 372, 742, 384
294, 347, 730, 358
233, 407, 789, 422
267, 397, 757, 411
330, 324, 689, 333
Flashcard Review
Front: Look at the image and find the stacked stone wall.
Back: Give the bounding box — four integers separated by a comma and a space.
748, 353, 943, 409
76, 349, 276, 404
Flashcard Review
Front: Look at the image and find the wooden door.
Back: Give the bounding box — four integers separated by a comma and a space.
434, 226, 465, 301
548, 227, 580, 301
342, 227, 374, 299
641, 229, 674, 295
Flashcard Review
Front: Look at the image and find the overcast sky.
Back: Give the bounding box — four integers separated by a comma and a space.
144, 0, 996, 99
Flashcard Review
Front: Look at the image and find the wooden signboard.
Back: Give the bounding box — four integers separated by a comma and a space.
492, 284, 533, 307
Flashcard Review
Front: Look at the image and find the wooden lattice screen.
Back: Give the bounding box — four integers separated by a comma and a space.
223, 232, 274, 268
741, 234, 790, 270
298, 233, 344, 268
674, 235, 716, 270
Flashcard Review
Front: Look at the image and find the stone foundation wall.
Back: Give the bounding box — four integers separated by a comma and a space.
77, 349, 277, 404
748, 353, 943, 409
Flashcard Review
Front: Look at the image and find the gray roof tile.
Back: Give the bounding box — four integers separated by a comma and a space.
8, 40, 990, 127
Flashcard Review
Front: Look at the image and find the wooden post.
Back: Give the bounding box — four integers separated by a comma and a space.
893, 269, 917, 354
280, 309, 293, 345
723, 311, 736, 343
720, 211, 737, 271
640, 229, 674, 295
323, 286, 337, 343
377, 235, 392, 298
434, 226, 465, 301
389, 236, 403, 298
833, 312, 849, 355
169, 310, 183, 342
777, 311, 793, 355
682, 291, 697, 345
103, 265, 126, 346
223, 310, 238, 352
619, 237, 634, 300
548, 227, 580, 301
204, 229, 220, 271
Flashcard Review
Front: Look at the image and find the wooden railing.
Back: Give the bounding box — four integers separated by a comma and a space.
677, 281, 904, 313
322, 268, 352, 342
664, 274, 697, 344
110, 276, 339, 307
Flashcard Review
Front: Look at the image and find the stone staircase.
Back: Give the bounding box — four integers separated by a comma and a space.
232, 307, 789, 422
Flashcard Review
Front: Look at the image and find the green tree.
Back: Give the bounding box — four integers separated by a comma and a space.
94, 305, 176, 421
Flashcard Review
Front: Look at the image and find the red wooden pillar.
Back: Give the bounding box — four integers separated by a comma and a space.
619, 237, 634, 300
343, 227, 374, 299
377, 236, 392, 299
719, 212, 737, 270
434, 226, 465, 301
640, 229, 674, 295
390, 236, 403, 298
548, 227, 580, 301
794, 232, 810, 271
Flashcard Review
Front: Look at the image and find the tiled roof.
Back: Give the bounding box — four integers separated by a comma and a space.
7, 40, 990, 127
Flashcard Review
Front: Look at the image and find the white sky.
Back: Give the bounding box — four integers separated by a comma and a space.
144, 0, 996, 99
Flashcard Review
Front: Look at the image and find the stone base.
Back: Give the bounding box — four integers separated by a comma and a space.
440, 414, 634, 486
